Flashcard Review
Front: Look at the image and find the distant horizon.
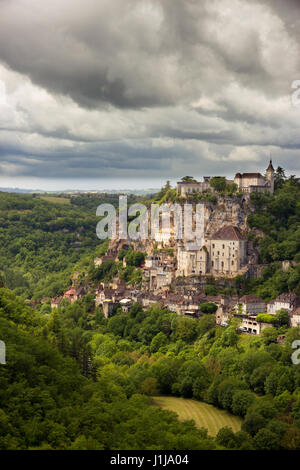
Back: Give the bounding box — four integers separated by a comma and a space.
0, 163, 298, 193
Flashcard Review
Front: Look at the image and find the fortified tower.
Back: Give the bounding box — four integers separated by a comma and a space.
266, 159, 275, 194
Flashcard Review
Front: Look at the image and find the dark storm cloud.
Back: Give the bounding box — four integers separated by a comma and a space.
0, 0, 300, 183
0, 0, 299, 110
0, 0, 177, 108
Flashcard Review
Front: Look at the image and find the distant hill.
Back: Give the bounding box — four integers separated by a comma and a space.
0, 187, 159, 195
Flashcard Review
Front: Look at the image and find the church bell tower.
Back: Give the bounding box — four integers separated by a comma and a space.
266, 159, 274, 194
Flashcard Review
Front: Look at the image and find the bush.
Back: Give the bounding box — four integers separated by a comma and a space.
232, 390, 255, 417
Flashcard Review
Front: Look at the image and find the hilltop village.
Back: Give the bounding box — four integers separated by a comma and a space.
50, 161, 300, 336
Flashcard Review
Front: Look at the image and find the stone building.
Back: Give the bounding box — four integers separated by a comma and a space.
291, 307, 300, 328
176, 225, 247, 277
267, 292, 300, 315
177, 160, 275, 197
176, 241, 208, 277
177, 177, 212, 197
208, 226, 247, 275
234, 160, 274, 194
236, 315, 270, 335
177, 176, 234, 197
235, 295, 266, 315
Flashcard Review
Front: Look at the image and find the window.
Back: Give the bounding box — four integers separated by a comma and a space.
222, 244, 225, 249
212, 244, 215, 248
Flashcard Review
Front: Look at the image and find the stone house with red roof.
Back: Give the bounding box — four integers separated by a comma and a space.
177, 224, 248, 277
208, 225, 247, 275
236, 294, 266, 315
234, 160, 274, 194
267, 293, 300, 315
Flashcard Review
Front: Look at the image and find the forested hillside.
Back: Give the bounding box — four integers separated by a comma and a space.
1, 180, 300, 450
0, 288, 215, 450
0, 192, 141, 300
240, 175, 300, 300
2, 286, 300, 450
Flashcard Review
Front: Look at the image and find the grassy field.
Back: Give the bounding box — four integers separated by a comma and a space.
40, 196, 71, 205
153, 396, 242, 436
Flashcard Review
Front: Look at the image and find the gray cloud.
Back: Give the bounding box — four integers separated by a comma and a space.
0, 0, 300, 185
1, 0, 299, 109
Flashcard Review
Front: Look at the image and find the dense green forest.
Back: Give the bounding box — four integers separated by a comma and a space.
238, 174, 300, 300
0, 192, 141, 300
1, 176, 300, 450
1, 287, 300, 449
0, 288, 216, 450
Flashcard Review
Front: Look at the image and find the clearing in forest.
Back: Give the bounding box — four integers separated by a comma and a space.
153, 396, 242, 436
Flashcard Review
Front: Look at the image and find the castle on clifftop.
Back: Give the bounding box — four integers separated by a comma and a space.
177, 160, 275, 197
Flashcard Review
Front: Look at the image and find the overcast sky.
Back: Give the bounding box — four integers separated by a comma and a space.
0, 0, 300, 190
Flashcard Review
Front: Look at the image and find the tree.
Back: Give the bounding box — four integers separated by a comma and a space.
253, 428, 279, 450
204, 284, 218, 296
150, 332, 168, 353
256, 313, 277, 324
232, 390, 255, 417
217, 378, 246, 411
152, 357, 182, 394
216, 427, 237, 449
241, 350, 273, 383
197, 315, 216, 336
265, 419, 287, 443
199, 302, 217, 314
220, 326, 239, 348
177, 361, 211, 399
107, 315, 127, 337
242, 412, 267, 437
275, 309, 290, 326
265, 366, 294, 396
210, 177, 227, 193
274, 166, 286, 190
139, 377, 159, 396
125, 251, 146, 267
250, 398, 277, 420
226, 183, 238, 195
249, 364, 273, 394
181, 176, 197, 182
175, 317, 198, 342
261, 326, 279, 345
281, 426, 300, 450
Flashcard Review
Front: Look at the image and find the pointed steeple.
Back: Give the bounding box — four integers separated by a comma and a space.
267, 159, 274, 172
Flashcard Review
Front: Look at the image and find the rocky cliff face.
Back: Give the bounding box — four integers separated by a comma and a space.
109, 195, 251, 254
204, 196, 249, 239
